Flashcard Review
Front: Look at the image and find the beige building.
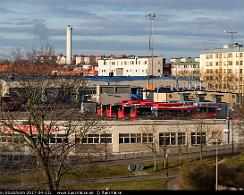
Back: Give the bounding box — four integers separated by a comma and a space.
200, 43, 244, 97
0, 119, 234, 155
171, 57, 200, 80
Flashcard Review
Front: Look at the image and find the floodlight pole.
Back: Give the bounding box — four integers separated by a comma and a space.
146, 12, 156, 89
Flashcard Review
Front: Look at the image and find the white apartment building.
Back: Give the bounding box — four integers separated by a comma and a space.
97, 56, 163, 76
171, 57, 200, 80
200, 43, 244, 96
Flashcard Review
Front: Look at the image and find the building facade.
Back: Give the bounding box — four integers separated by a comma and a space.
171, 57, 200, 80
98, 56, 164, 77
200, 43, 244, 97
0, 119, 233, 155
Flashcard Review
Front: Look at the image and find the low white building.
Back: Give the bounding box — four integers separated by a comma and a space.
98, 56, 164, 76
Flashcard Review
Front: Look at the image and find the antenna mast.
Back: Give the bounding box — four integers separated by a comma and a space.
146, 12, 156, 90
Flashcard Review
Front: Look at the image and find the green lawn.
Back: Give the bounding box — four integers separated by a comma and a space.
2, 152, 244, 190
60, 178, 169, 190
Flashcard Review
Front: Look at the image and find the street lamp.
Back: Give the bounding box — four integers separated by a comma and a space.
215, 137, 219, 191
166, 152, 169, 178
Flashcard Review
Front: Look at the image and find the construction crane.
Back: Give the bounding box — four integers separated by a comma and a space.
146, 12, 156, 91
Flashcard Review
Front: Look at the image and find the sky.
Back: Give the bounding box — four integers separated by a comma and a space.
0, 0, 244, 60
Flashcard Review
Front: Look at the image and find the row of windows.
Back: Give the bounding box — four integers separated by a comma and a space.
0, 134, 112, 145
110, 61, 147, 65
100, 87, 130, 94
172, 64, 199, 69
205, 69, 243, 74
75, 134, 112, 144
0, 132, 208, 146
206, 61, 243, 66
205, 53, 243, 59
119, 132, 206, 145
119, 133, 153, 144
100, 69, 148, 73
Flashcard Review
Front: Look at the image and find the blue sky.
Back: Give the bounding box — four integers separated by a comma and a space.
0, 0, 244, 60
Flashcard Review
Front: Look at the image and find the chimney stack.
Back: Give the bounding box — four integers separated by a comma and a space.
66, 24, 72, 65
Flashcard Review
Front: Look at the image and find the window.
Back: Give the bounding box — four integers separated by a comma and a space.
178, 132, 186, 145
159, 133, 176, 145
191, 132, 206, 145
76, 134, 112, 144
101, 87, 114, 94
142, 133, 153, 143
131, 134, 142, 143
119, 134, 130, 143
0, 134, 24, 144
88, 134, 99, 144
100, 134, 112, 143
49, 134, 68, 144
116, 87, 130, 94
119, 133, 142, 144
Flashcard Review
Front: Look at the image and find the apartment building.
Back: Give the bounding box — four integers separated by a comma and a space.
200, 43, 244, 96
97, 56, 164, 76
171, 57, 200, 80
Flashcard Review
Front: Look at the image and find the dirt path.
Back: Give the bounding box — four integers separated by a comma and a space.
167, 175, 181, 190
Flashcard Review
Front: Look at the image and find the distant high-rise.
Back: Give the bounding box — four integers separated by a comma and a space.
66, 24, 72, 65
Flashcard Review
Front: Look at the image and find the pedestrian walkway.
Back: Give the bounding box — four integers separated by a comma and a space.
167, 175, 181, 190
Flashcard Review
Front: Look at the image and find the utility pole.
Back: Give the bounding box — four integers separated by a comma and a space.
146, 12, 156, 90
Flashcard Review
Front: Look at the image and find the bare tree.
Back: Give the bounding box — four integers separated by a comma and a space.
140, 124, 159, 171
192, 117, 218, 166
0, 77, 105, 191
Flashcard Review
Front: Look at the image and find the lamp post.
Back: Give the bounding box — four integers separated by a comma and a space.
215, 137, 218, 191
166, 152, 169, 178
232, 119, 234, 154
